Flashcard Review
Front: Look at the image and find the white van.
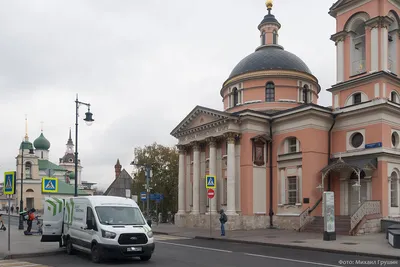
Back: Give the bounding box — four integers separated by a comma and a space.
41, 195, 155, 263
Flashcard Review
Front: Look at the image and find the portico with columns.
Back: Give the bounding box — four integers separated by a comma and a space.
174, 123, 243, 226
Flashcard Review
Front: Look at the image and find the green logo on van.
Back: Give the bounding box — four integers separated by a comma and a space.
65, 198, 75, 225
45, 197, 63, 216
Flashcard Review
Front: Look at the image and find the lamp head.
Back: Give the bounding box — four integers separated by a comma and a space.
84, 111, 94, 126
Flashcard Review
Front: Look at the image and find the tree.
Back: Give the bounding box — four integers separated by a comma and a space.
131, 142, 178, 219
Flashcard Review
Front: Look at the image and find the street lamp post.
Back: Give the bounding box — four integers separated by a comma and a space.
74, 94, 94, 197
18, 148, 24, 230
131, 161, 152, 217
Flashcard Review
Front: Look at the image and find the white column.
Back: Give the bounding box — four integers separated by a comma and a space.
336, 39, 345, 82
225, 133, 237, 215
381, 26, 388, 71
177, 145, 186, 215
208, 138, 217, 214
191, 142, 200, 215
371, 27, 379, 72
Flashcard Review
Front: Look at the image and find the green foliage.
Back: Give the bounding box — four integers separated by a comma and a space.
131, 142, 178, 218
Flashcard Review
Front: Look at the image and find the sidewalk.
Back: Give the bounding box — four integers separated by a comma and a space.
151, 224, 400, 260
0, 226, 63, 259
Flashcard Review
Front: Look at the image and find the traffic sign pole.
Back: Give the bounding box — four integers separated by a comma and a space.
7, 204, 10, 251
207, 189, 215, 238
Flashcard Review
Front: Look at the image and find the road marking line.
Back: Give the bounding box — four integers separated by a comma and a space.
0, 261, 47, 267
157, 241, 232, 253
244, 253, 341, 267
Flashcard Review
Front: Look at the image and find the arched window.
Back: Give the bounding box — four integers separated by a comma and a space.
25, 162, 32, 179
353, 93, 361, 104
265, 82, 275, 102
26, 189, 34, 192
388, 12, 399, 74
273, 30, 277, 44
41, 151, 43, 159
390, 171, 399, 207
350, 170, 366, 180
391, 91, 398, 103
232, 88, 238, 106
261, 31, 266, 45
302, 85, 308, 103
351, 23, 366, 75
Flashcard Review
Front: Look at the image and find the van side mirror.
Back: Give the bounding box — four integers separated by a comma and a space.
147, 219, 152, 227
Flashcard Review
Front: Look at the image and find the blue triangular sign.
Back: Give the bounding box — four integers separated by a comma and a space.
207, 177, 214, 186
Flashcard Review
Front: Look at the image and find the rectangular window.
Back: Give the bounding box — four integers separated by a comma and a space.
287, 176, 298, 205
86, 207, 98, 231
288, 138, 297, 153
391, 179, 398, 207
353, 93, 361, 104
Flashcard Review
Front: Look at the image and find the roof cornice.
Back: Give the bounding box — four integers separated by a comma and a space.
327, 71, 400, 92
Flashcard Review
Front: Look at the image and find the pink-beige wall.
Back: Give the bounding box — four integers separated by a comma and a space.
273, 128, 329, 214
374, 160, 388, 217
240, 132, 256, 215
331, 123, 397, 154
333, 80, 400, 108
223, 76, 319, 112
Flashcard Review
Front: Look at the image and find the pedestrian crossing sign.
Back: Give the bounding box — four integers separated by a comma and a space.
3, 171, 16, 195
42, 177, 58, 193
205, 175, 216, 189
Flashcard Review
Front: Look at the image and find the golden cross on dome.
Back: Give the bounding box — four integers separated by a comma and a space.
266, 0, 273, 9
40, 121, 44, 132
24, 114, 29, 141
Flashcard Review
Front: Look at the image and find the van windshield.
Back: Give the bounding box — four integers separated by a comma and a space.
95, 206, 145, 225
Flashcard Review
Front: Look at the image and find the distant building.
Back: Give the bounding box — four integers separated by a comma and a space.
2, 120, 94, 211
103, 159, 133, 198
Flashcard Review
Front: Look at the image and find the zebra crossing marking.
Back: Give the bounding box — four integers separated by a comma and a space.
0, 259, 51, 267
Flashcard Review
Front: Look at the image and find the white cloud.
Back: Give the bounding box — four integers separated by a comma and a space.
0, 0, 337, 190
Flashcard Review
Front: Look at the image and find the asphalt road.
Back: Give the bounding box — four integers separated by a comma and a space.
16, 235, 399, 267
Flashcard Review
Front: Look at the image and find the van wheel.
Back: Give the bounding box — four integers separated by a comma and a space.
91, 244, 102, 263
66, 238, 74, 255
140, 255, 151, 261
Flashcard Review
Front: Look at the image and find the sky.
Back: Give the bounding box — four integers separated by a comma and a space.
0, 0, 338, 191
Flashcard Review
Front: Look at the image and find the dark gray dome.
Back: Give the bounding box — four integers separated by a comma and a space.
228, 46, 312, 80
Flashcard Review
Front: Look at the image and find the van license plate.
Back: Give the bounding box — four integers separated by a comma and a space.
128, 247, 142, 252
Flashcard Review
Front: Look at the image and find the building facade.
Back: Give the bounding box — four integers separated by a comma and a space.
170, 0, 400, 234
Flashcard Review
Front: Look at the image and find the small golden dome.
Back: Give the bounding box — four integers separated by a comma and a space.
266, 0, 273, 9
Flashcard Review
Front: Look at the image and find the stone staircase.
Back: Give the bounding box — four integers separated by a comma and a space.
302, 215, 351, 235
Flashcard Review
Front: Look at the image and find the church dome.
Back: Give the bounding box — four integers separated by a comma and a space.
33, 133, 50, 150
20, 141, 33, 150
227, 45, 312, 80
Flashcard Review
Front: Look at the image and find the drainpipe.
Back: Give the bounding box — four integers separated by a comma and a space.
268, 119, 274, 228
327, 114, 337, 191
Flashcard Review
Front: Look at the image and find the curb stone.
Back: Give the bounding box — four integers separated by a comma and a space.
194, 236, 400, 260
2, 249, 65, 260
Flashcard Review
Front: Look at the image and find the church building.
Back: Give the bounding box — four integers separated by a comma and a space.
13, 121, 92, 212
171, 0, 400, 235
